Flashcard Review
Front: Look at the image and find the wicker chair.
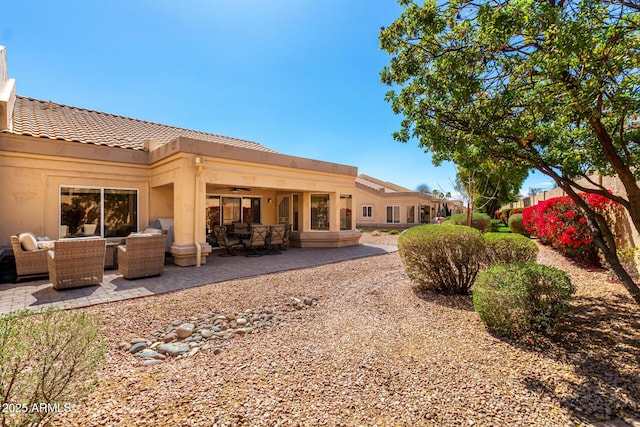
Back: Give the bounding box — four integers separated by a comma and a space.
47, 238, 106, 290
244, 225, 268, 257
118, 234, 167, 279
10, 235, 49, 282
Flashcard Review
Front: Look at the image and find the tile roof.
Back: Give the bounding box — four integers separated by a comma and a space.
6, 96, 277, 153
356, 174, 414, 193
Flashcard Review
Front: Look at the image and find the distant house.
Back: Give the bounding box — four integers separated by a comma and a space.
0, 46, 361, 266
355, 174, 463, 230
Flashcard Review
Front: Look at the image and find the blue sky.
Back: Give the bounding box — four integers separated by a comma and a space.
1, 0, 552, 197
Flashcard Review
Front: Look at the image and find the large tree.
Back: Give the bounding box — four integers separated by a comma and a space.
379, 0, 640, 303
455, 160, 529, 217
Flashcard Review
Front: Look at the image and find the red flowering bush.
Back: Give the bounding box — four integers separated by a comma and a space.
522, 192, 619, 265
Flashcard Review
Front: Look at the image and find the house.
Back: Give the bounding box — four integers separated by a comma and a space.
0, 46, 361, 266
355, 174, 464, 230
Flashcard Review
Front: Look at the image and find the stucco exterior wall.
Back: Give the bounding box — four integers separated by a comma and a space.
354, 186, 434, 230
1, 134, 361, 265
0, 145, 150, 242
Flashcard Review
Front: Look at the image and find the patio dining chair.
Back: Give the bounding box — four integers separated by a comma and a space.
282, 223, 291, 250
244, 225, 268, 257
266, 225, 286, 254
213, 225, 244, 256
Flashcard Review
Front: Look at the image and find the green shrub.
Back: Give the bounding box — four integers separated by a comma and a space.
498, 208, 512, 225
447, 212, 491, 233
508, 213, 528, 235
483, 232, 539, 268
473, 263, 575, 340
399, 224, 485, 294
0, 308, 105, 427
388, 229, 400, 235
490, 219, 503, 232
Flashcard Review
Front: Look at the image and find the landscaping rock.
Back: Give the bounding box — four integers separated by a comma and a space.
138, 349, 165, 360
176, 323, 195, 339
123, 298, 320, 365
163, 332, 178, 342
129, 342, 148, 354
157, 343, 190, 356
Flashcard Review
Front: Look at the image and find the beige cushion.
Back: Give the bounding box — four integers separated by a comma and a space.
37, 241, 55, 250
18, 232, 39, 251
143, 227, 164, 235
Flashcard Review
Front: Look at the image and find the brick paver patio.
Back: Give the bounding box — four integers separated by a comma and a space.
0, 243, 397, 314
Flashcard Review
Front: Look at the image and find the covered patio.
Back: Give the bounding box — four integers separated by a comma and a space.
0, 242, 397, 314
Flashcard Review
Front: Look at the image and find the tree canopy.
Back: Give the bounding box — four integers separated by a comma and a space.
380, 0, 640, 303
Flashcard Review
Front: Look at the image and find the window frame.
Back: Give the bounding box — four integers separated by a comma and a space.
386, 205, 400, 224
407, 205, 416, 224
59, 185, 139, 238
310, 193, 330, 231
362, 205, 373, 218
340, 194, 353, 231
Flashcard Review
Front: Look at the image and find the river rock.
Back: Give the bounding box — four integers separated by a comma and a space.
176, 323, 195, 339
138, 349, 165, 360
157, 342, 190, 356
129, 342, 148, 354
163, 332, 178, 342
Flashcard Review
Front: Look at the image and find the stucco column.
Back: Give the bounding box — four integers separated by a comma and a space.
330, 192, 339, 232
170, 157, 211, 266
300, 192, 311, 232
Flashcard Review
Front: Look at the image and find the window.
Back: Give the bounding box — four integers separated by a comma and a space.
362, 206, 372, 218
278, 196, 290, 225
340, 195, 352, 230
407, 205, 416, 223
207, 195, 261, 226
292, 194, 300, 231
222, 197, 241, 225
311, 194, 330, 230
242, 197, 261, 223
386, 205, 400, 224
61, 187, 138, 238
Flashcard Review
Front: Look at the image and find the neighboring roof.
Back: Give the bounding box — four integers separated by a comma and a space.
6, 96, 277, 153
356, 174, 415, 193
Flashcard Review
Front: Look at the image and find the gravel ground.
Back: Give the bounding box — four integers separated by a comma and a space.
51, 233, 639, 426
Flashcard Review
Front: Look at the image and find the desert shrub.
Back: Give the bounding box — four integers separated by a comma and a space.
508, 213, 528, 235
473, 263, 575, 340
498, 209, 511, 225
490, 219, 503, 232
447, 212, 491, 233
523, 193, 621, 265
0, 308, 105, 427
398, 224, 485, 294
483, 233, 539, 268
388, 229, 400, 235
